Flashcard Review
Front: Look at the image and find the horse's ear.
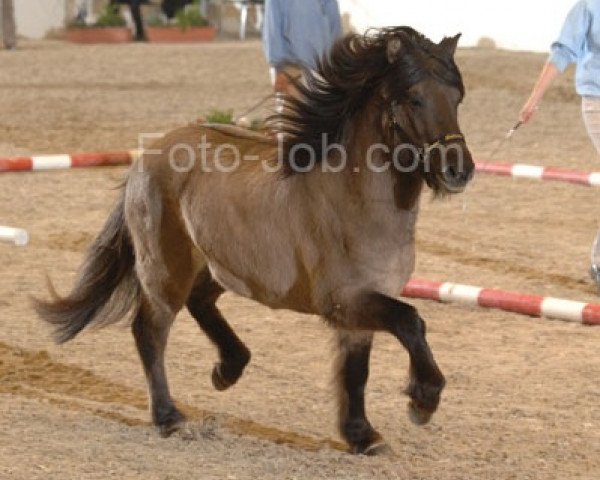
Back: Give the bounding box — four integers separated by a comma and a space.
439, 33, 461, 57
387, 37, 404, 64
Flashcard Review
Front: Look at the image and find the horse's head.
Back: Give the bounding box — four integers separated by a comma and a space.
383, 27, 474, 195
272, 26, 474, 193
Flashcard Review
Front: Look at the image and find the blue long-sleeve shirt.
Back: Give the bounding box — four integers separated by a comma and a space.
549, 0, 600, 96
262, 0, 342, 71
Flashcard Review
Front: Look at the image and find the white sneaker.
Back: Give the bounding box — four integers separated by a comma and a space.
591, 264, 600, 290
591, 229, 600, 292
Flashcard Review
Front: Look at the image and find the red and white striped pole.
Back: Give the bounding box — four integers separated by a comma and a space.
0, 226, 29, 246
475, 160, 600, 187
402, 278, 600, 326
1, 149, 600, 189
0, 150, 141, 172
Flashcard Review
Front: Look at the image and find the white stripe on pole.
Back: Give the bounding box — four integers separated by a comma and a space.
511, 164, 545, 179
540, 297, 586, 323
0, 226, 29, 246
588, 173, 600, 186
129, 149, 144, 161
31, 155, 72, 170
439, 283, 482, 305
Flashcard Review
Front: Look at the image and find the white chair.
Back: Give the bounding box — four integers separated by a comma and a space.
217, 0, 264, 40
73, 0, 96, 24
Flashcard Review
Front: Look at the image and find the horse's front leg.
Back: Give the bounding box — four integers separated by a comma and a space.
343, 291, 446, 426
334, 330, 390, 455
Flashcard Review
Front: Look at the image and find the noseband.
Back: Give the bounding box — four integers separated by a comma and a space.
423, 133, 465, 154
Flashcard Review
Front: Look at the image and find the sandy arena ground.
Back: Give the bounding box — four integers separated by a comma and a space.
1, 38, 600, 480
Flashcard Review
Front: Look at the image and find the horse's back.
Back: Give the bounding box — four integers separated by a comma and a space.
134, 122, 276, 170
200, 122, 276, 145
125, 122, 311, 307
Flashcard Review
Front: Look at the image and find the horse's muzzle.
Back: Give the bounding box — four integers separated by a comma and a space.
434, 143, 474, 193
441, 163, 474, 192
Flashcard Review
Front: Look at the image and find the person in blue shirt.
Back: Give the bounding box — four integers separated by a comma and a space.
519, 0, 600, 286
520, 0, 600, 123
262, 0, 342, 93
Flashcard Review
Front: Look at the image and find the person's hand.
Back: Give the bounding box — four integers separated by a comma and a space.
274, 72, 290, 94
519, 97, 539, 124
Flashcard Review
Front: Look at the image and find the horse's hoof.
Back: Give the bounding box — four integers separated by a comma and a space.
158, 420, 186, 438
156, 408, 187, 438
344, 419, 388, 456
172, 422, 198, 441
211, 350, 250, 391
361, 441, 395, 457
407, 400, 433, 426
404, 375, 444, 425
211, 363, 235, 391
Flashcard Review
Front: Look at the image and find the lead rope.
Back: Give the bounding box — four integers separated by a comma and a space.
233, 93, 276, 125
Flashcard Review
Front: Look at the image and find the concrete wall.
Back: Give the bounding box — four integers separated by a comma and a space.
13, 0, 67, 39
338, 0, 577, 52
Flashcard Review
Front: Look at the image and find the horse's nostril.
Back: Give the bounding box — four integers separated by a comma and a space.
442, 165, 472, 186
466, 167, 475, 181
448, 167, 458, 178
443, 166, 460, 181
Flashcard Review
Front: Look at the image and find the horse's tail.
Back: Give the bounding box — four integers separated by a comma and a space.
34, 197, 140, 344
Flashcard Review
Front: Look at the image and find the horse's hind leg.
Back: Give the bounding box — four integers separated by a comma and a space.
186, 270, 251, 391
335, 331, 388, 455
125, 176, 199, 436
132, 299, 184, 437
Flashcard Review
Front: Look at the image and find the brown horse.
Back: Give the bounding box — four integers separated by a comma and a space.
35, 26, 474, 455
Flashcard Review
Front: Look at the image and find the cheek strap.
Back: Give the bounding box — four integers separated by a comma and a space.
389, 103, 465, 154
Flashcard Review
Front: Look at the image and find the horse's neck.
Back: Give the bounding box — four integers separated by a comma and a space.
346, 107, 422, 214
303, 112, 421, 239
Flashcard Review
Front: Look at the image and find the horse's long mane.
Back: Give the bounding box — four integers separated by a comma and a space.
272, 26, 465, 175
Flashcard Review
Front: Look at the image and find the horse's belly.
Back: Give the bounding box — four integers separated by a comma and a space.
207, 261, 254, 299
206, 255, 314, 312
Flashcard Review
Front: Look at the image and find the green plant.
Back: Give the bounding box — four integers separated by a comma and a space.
95, 5, 127, 28
206, 109, 234, 124
69, 4, 126, 28
146, 14, 166, 27
175, 1, 210, 30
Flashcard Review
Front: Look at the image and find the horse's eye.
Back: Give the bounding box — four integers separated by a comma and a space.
408, 97, 424, 108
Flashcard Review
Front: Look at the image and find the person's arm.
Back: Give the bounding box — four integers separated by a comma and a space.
519, 0, 589, 124
519, 62, 561, 123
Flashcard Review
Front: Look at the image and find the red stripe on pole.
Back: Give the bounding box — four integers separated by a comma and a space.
478, 288, 543, 317
541, 167, 591, 186
475, 160, 600, 187
70, 151, 133, 168
0, 156, 33, 172
402, 279, 600, 326
474, 161, 513, 176
0, 151, 135, 172
582, 304, 600, 326
401, 278, 443, 301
